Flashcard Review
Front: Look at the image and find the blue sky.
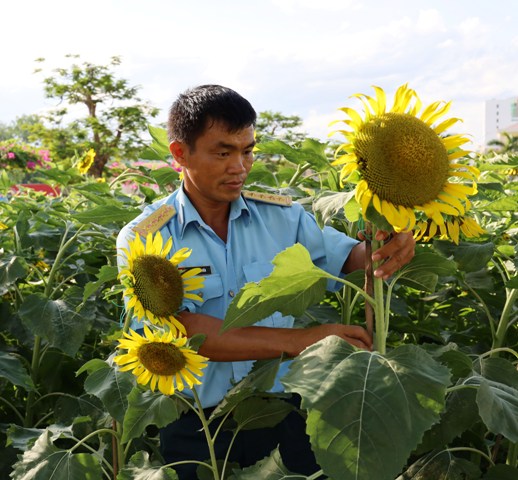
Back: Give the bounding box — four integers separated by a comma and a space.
2, 0, 517, 150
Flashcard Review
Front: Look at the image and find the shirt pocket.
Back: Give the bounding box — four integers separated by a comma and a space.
184, 273, 223, 314
242, 261, 291, 328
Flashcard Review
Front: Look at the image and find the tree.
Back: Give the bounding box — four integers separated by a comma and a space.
34, 55, 160, 176
255, 110, 307, 143
487, 131, 518, 154
0, 114, 43, 143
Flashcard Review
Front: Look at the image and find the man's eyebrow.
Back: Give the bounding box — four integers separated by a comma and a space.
215, 140, 256, 150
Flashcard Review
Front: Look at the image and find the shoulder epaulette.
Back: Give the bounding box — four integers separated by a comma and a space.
132, 204, 176, 237
242, 190, 292, 207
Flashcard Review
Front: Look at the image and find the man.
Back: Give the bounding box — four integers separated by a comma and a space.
117, 84, 415, 478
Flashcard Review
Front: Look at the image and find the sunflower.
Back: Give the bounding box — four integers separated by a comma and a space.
330, 84, 483, 243
78, 148, 96, 174
119, 231, 204, 335
113, 325, 208, 396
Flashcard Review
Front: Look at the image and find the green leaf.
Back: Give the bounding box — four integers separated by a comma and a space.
0, 255, 28, 295
397, 250, 457, 292
313, 190, 355, 226
343, 196, 361, 222
82, 264, 119, 301
76, 358, 111, 377
282, 338, 450, 480
484, 195, 518, 212
118, 451, 179, 480
211, 358, 283, 420
148, 166, 179, 186
121, 388, 185, 444
18, 293, 92, 357
396, 450, 481, 480
416, 389, 478, 455
232, 396, 294, 431
255, 138, 330, 170
506, 275, 518, 288
483, 464, 518, 480
222, 244, 331, 332
476, 378, 518, 441
0, 351, 34, 390
232, 447, 306, 479
10, 430, 102, 480
433, 241, 495, 273
84, 363, 135, 423
72, 205, 142, 225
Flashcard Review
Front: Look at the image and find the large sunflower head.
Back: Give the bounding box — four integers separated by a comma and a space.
113, 325, 208, 396
119, 231, 204, 335
330, 84, 483, 243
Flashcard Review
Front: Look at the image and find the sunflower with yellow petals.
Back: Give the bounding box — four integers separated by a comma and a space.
77, 148, 96, 174
119, 231, 204, 335
113, 325, 208, 396
330, 84, 483, 244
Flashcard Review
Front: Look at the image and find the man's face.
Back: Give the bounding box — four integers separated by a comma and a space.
171, 121, 255, 207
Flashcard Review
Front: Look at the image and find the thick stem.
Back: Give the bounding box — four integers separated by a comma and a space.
370, 226, 386, 354
24, 335, 42, 427
492, 289, 518, 353
192, 389, 220, 480
364, 238, 374, 339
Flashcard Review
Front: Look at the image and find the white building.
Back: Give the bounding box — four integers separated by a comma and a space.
485, 96, 518, 146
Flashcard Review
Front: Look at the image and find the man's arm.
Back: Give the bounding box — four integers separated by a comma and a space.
179, 311, 372, 361
343, 230, 416, 280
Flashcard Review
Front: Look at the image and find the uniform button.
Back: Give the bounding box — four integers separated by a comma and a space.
228, 290, 235, 297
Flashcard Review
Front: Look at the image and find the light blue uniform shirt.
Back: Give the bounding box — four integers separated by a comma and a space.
116, 186, 358, 408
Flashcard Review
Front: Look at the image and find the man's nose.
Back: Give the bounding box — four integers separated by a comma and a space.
227, 154, 247, 173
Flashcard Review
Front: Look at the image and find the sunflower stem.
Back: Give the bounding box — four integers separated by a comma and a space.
491, 288, 518, 355
370, 226, 387, 354
192, 388, 220, 480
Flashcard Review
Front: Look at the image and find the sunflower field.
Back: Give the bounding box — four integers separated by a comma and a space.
1, 86, 518, 480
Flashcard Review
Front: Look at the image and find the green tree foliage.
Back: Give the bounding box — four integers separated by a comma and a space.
34, 55, 160, 176
487, 132, 518, 154
255, 110, 306, 143
0, 115, 43, 143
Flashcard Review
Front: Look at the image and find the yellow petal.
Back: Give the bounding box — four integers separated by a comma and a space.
338, 107, 364, 129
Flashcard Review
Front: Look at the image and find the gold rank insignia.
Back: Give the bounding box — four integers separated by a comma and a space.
242, 190, 292, 206
132, 204, 176, 237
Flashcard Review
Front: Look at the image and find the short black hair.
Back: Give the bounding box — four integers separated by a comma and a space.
167, 84, 257, 150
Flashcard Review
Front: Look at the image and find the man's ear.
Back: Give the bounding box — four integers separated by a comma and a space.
169, 141, 187, 166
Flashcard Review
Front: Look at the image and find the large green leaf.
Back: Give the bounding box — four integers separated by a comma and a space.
222, 244, 332, 332
255, 138, 330, 170
72, 205, 142, 225
148, 166, 179, 186
397, 250, 457, 292
118, 451, 179, 480
396, 450, 481, 479
281, 338, 450, 480
0, 255, 28, 295
84, 363, 135, 423
433, 241, 495, 273
211, 358, 282, 419
0, 351, 35, 390
313, 190, 356, 226
483, 464, 518, 480
10, 430, 102, 480
18, 293, 92, 357
477, 379, 518, 442
121, 388, 185, 444
232, 448, 306, 479
232, 396, 294, 431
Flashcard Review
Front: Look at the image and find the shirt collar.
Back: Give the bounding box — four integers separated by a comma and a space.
176, 185, 251, 238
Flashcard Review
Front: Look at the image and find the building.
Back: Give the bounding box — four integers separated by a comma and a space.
485, 96, 518, 146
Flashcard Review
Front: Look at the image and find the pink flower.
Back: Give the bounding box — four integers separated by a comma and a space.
7, 152, 15, 159
26, 161, 36, 170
